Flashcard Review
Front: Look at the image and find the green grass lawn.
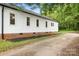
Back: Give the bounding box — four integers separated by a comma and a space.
58, 30, 78, 34
0, 35, 55, 52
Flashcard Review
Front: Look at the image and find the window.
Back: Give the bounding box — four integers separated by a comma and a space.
10, 13, 15, 25
27, 17, 30, 26
46, 21, 48, 28
36, 19, 39, 27
51, 23, 54, 26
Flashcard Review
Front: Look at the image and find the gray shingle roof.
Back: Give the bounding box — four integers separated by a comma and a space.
0, 3, 57, 22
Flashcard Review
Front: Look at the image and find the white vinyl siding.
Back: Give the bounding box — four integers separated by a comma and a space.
3, 7, 58, 34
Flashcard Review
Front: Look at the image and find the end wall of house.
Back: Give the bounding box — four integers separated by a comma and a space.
54, 22, 58, 32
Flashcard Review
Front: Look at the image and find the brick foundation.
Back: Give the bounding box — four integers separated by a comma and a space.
0, 32, 55, 40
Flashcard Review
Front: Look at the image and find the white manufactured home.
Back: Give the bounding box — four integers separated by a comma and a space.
0, 4, 58, 40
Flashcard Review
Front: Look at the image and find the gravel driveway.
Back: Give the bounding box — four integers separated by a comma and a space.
0, 33, 79, 56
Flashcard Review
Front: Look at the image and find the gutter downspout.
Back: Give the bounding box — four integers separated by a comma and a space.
2, 6, 4, 39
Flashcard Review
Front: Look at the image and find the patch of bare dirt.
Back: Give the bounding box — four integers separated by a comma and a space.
60, 37, 79, 56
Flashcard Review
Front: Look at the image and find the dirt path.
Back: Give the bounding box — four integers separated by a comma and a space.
0, 33, 79, 56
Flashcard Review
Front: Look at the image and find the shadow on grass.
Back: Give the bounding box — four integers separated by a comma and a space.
8, 35, 50, 42
8, 33, 60, 42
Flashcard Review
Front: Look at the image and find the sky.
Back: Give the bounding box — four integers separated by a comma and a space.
16, 3, 40, 14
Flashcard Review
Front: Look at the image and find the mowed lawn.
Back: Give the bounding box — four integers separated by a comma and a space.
0, 35, 57, 52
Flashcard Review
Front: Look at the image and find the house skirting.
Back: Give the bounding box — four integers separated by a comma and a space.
0, 32, 56, 40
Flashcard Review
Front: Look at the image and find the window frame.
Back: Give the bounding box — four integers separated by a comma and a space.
10, 13, 15, 25
36, 19, 39, 27
27, 17, 30, 26
51, 23, 54, 26
46, 21, 48, 28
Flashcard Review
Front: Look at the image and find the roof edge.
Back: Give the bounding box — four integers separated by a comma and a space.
0, 3, 58, 22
